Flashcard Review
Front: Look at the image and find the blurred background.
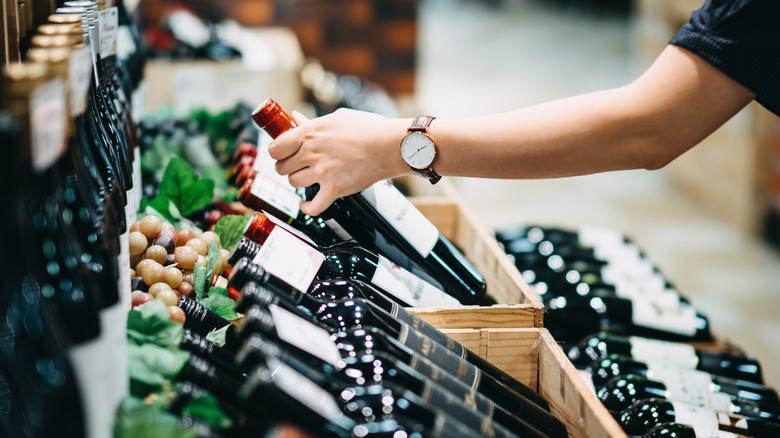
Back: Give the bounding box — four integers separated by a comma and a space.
132, 0, 780, 387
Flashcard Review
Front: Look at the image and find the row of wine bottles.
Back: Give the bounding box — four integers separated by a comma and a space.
1, 0, 146, 437
494, 225, 777, 437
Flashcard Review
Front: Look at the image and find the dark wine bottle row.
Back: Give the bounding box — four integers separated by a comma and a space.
495, 224, 779, 437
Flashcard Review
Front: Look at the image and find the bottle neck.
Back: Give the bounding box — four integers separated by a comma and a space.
251, 99, 297, 138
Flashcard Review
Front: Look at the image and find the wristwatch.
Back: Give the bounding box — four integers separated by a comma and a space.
400, 115, 442, 184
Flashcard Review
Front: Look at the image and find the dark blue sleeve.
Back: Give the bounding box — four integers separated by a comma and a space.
669, 0, 780, 116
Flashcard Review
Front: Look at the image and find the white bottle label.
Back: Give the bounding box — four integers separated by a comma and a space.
268, 304, 342, 367
98, 7, 119, 58
691, 426, 739, 438
672, 401, 719, 430
264, 213, 315, 246
30, 78, 68, 173
250, 175, 302, 219
324, 218, 354, 242
68, 47, 93, 117
266, 356, 345, 423
629, 336, 699, 368
631, 296, 698, 336
372, 255, 460, 308
251, 227, 324, 292
118, 231, 132, 310
360, 180, 439, 257
652, 367, 733, 413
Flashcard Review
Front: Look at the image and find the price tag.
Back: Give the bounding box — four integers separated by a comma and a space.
361, 180, 439, 257
98, 7, 119, 58
68, 46, 93, 116
268, 304, 342, 367
372, 255, 460, 308
30, 78, 68, 173
251, 227, 324, 292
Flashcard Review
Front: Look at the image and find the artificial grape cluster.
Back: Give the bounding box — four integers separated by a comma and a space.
128, 215, 231, 323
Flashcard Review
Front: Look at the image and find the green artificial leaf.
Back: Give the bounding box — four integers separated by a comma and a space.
213, 215, 249, 251
181, 392, 233, 430
127, 299, 185, 349
127, 343, 187, 397
200, 290, 238, 321
182, 135, 218, 169
205, 325, 229, 348
206, 241, 219, 276
192, 264, 208, 301
114, 396, 196, 438
201, 165, 229, 199
151, 157, 215, 218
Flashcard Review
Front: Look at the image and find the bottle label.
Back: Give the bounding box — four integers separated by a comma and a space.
667, 384, 733, 413
691, 427, 739, 438
250, 175, 302, 219
392, 304, 466, 356
118, 231, 132, 310
116, 25, 137, 61
266, 356, 345, 424
650, 366, 733, 412
98, 7, 119, 58
360, 180, 439, 257
264, 213, 315, 246
630, 296, 698, 336
29, 78, 67, 173
68, 46, 93, 117
672, 402, 718, 430
372, 255, 460, 308
397, 324, 479, 387
629, 336, 699, 368
268, 304, 342, 367
324, 218, 354, 242
252, 227, 324, 292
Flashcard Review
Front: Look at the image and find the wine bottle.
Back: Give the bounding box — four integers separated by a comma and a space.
251, 98, 487, 304
234, 213, 461, 308
642, 422, 747, 438
566, 333, 764, 384
597, 374, 780, 420
228, 271, 551, 412
177, 296, 241, 352
236, 331, 561, 438
618, 398, 780, 437
587, 354, 779, 405
178, 352, 479, 438
233, 302, 556, 423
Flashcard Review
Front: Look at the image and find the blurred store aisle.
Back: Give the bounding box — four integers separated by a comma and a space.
415, 0, 780, 387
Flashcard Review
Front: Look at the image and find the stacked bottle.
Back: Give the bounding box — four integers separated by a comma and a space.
496, 224, 779, 437
0, 0, 145, 436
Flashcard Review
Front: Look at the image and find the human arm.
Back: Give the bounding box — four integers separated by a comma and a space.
270, 45, 755, 216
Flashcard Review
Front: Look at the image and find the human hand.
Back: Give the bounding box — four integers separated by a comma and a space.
269, 108, 410, 216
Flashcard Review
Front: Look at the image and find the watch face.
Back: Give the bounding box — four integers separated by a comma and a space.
401, 132, 436, 169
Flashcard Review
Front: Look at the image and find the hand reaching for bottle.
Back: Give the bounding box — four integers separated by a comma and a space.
268, 108, 411, 217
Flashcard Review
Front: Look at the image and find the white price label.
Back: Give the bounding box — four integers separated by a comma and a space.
68, 47, 93, 116
651, 367, 733, 412
268, 304, 342, 367
250, 175, 302, 218
267, 357, 345, 423
361, 180, 439, 257
371, 255, 460, 308
672, 402, 719, 430
251, 227, 324, 292
629, 336, 699, 368
691, 426, 739, 438
30, 78, 68, 173
98, 7, 119, 58
631, 296, 698, 336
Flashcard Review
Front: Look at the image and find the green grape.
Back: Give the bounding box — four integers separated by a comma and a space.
128, 231, 149, 256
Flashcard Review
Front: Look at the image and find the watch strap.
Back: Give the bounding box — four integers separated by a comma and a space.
405, 115, 441, 185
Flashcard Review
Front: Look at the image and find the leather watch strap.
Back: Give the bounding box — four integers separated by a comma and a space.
409, 115, 436, 132
416, 167, 442, 184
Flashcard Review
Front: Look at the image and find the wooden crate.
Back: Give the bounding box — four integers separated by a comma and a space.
440, 328, 626, 438
409, 197, 544, 326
